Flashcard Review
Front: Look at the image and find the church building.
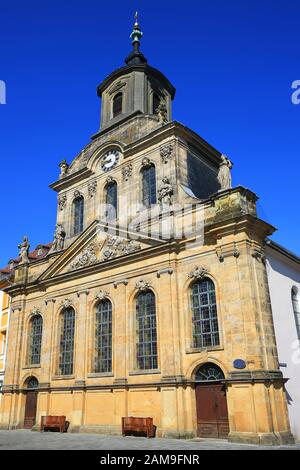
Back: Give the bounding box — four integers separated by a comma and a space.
0, 16, 294, 444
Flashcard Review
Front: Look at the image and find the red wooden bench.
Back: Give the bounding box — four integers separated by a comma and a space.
122, 417, 155, 438
40, 416, 69, 433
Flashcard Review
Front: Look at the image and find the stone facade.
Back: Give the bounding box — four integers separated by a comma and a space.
0, 24, 294, 445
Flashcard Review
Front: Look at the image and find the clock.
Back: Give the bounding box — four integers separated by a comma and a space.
101, 149, 120, 172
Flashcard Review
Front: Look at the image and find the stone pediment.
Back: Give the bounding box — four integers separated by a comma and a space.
38, 221, 162, 281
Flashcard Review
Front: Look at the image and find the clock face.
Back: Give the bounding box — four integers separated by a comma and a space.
101, 149, 120, 172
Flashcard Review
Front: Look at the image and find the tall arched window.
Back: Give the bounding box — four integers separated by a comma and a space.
105, 181, 118, 220
59, 307, 75, 376
191, 278, 220, 348
292, 287, 300, 339
113, 92, 122, 118
28, 315, 43, 365
136, 290, 157, 370
94, 300, 112, 373
141, 165, 157, 207
73, 196, 84, 235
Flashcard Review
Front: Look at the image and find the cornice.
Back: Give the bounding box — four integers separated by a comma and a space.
49, 167, 93, 193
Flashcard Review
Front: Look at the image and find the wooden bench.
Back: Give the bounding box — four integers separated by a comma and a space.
122, 417, 155, 438
40, 416, 69, 433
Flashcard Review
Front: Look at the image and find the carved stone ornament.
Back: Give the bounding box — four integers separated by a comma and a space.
18, 236, 30, 264
155, 100, 168, 124
59, 159, 69, 178
135, 280, 152, 292
141, 157, 151, 168
188, 266, 209, 280
88, 180, 97, 198
160, 144, 174, 164
74, 190, 82, 198
158, 177, 174, 205
106, 176, 114, 185
48, 224, 65, 253
70, 242, 98, 270
102, 235, 141, 261
61, 299, 72, 309
218, 154, 233, 191
122, 163, 133, 182
58, 194, 67, 211
95, 290, 109, 301
31, 307, 42, 316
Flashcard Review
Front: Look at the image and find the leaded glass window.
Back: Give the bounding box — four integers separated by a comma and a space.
28, 315, 43, 365
292, 287, 300, 339
26, 377, 39, 389
142, 165, 157, 207
195, 363, 224, 382
94, 300, 112, 373
136, 291, 158, 370
113, 92, 122, 118
105, 182, 118, 220
191, 279, 220, 348
73, 196, 84, 235
59, 308, 75, 376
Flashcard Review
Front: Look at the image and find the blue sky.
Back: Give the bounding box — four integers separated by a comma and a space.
0, 0, 299, 266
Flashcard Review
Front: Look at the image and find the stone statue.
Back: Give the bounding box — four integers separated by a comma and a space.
218, 154, 233, 190
59, 159, 69, 178
155, 101, 168, 124
158, 177, 174, 206
50, 224, 66, 253
18, 236, 30, 264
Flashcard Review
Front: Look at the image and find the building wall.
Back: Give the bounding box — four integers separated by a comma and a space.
266, 246, 300, 442
0, 188, 294, 444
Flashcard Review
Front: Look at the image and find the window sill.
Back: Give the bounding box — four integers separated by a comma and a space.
87, 372, 114, 378
129, 369, 161, 376
23, 365, 41, 369
186, 345, 224, 354
52, 375, 75, 381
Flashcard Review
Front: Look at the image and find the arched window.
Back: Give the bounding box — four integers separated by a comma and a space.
195, 363, 224, 382
28, 315, 43, 365
152, 93, 160, 115
136, 290, 157, 370
73, 196, 84, 235
113, 92, 123, 118
94, 300, 112, 373
26, 377, 39, 389
141, 164, 157, 207
191, 278, 220, 348
105, 181, 118, 220
292, 287, 300, 339
59, 307, 75, 376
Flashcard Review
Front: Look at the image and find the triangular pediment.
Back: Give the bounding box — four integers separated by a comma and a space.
39, 220, 165, 281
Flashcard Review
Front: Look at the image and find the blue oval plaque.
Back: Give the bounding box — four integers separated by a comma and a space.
233, 359, 246, 369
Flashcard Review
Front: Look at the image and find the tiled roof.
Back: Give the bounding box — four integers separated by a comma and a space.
0, 242, 53, 277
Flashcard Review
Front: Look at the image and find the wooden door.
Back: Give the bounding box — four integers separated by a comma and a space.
195, 383, 229, 438
24, 391, 38, 429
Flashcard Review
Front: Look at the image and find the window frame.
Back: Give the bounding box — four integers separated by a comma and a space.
58, 307, 75, 376
141, 164, 157, 208
112, 92, 123, 118
27, 314, 43, 366
292, 287, 300, 339
190, 278, 220, 350
135, 290, 158, 371
94, 300, 113, 374
72, 196, 85, 236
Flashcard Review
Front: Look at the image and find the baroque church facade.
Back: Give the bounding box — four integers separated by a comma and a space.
0, 17, 294, 444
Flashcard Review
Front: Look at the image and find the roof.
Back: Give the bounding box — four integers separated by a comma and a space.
0, 242, 53, 280
266, 239, 300, 265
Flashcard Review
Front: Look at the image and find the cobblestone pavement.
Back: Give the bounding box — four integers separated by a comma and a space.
0, 430, 299, 450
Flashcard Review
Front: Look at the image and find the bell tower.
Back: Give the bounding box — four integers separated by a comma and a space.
97, 13, 176, 130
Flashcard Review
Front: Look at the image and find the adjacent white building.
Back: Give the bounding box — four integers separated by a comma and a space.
266, 240, 300, 443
